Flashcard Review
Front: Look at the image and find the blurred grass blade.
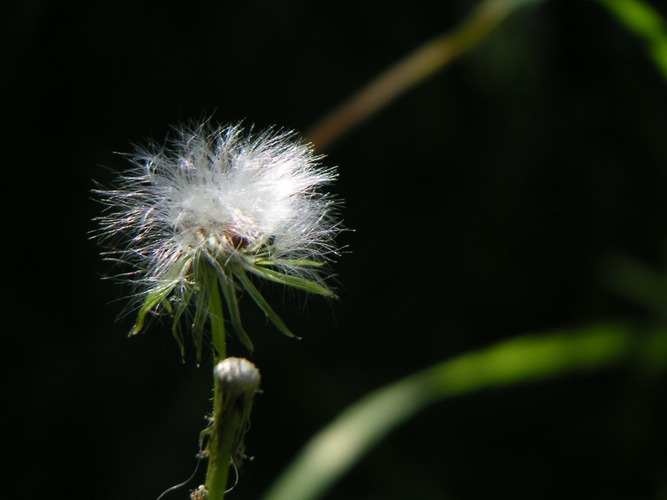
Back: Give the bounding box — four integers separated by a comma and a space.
261, 325, 667, 500
603, 253, 667, 321
305, 0, 543, 150
598, 0, 667, 79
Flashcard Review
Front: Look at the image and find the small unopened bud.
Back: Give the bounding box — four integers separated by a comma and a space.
201, 357, 261, 482
215, 357, 261, 392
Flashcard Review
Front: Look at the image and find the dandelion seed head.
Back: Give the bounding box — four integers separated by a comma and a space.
94, 120, 343, 353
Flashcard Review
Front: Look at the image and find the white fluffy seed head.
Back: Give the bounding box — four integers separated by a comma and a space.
94, 121, 344, 355
95, 121, 342, 305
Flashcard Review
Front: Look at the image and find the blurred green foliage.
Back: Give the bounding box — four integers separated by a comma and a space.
600, 0, 667, 79
264, 324, 667, 500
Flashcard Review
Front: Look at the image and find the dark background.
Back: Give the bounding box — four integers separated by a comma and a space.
6, 1, 667, 499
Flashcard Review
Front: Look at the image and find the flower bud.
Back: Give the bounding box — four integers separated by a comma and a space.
215, 357, 261, 393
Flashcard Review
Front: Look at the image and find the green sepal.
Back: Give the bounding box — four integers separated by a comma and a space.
234, 266, 297, 339
254, 257, 327, 269
171, 287, 194, 361
192, 274, 213, 362
131, 284, 175, 336
205, 271, 227, 360
219, 272, 255, 352
246, 263, 335, 298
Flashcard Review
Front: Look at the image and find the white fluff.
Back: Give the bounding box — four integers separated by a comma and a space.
95, 121, 342, 350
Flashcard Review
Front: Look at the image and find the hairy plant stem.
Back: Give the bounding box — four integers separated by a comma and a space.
204, 274, 231, 500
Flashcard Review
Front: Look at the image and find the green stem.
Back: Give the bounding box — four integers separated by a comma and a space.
205, 274, 231, 500
205, 399, 238, 500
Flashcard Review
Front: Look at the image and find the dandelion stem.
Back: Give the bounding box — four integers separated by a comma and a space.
205, 275, 232, 500
204, 387, 237, 500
